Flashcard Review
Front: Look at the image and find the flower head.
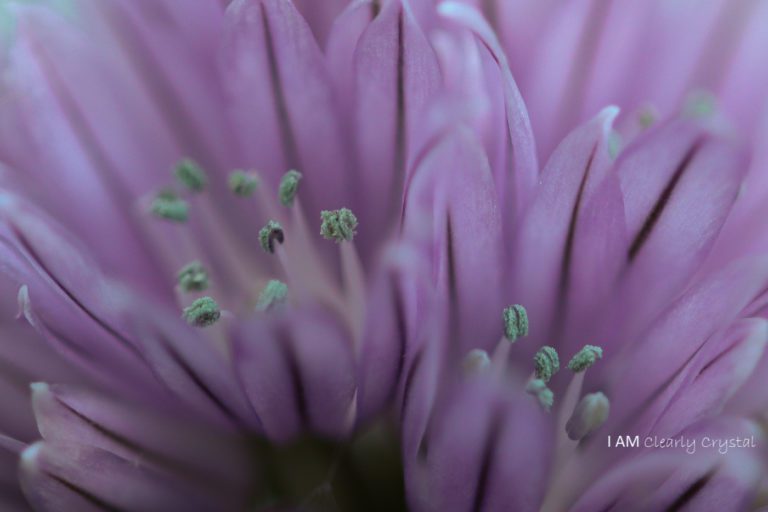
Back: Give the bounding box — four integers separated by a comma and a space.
0, 0, 766, 511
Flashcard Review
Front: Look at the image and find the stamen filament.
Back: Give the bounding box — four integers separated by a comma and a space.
340, 241, 366, 345
463, 349, 491, 375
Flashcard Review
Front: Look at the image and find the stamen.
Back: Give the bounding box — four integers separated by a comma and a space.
175, 158, 207, 192
151, 191, 189, 222
565, 392, 610, 441
182, 296, 221, 327
567, 345, 603, 372
534, 346, 560, 383
320, 208, 358, 243
256, 279, 288, 312
526, 379, 554, 412
259, 220, 285, 254
503, 304, 529, 342
229, 170, 260, 197
177, 261, 209, 293
463, 349, 491, 376
279, 170, 303, 206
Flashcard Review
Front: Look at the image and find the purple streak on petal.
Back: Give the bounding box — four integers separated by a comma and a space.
97, 0, 232, 169
603, 257, 768, 433
610, 318, 767, 445
510, 108, 617, 349
0, 199, 260, 429
438, 2, 539, 220
19, 441, 223, 512
560, 173, 628, 355
610, 118, 748, 341
357, 244, 434, 423
402, 127, 503, 353
417, 379, 551, 512
231, 317, 301, 442
127, 307, 261, 430
649, 318, 767, 437
233, 308, 356, 441
347, 0, 441, 248
31, 383, 252, 496
0, 198, 167, 399
0, 9, 172, 301
0, 272, 89, 443
222, 0, 349, 224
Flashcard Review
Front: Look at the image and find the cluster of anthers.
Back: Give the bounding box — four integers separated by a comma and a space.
467, 304, 609, 442
148, 159, 358, 327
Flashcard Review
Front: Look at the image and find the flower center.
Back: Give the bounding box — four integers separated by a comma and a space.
144, 159, 362, 334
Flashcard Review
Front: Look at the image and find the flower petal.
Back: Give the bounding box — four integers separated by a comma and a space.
603, 256, 768, 432
608, 118, 749, 339
402, 127, 504, 353
222, 0, 349, 222
412, 378, 552, 512
30, 383, 251, 497
357, 244, 435, 423
232, 307, 356, 440
510, 107, 618, 348
19, 441, 224, 511
329, 0, 442, 251
437, 1, 539, 220
650, 318, 767, 437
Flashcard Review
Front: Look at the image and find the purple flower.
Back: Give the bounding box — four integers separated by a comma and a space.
0, 0, 766, 511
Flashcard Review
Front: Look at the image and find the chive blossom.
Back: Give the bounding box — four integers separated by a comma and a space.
174, 158, 207, 192
229, 170, 260, 197
279, 170, 302, 206
259, 220, 284, 254
567, 345, 603, 373
320, 208, 358, 243
150, 191, 188, 222
503, 304, 529, 342
177, 261, 209, 293
533, 346, 560, 383
256, 280, 288, 312
182, 297, 221, 327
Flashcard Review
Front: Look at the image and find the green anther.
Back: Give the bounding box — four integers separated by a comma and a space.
256, 280, 288, 312
279, 170, 303, 206
534, 346, 560, 383
182, 296, 221, 327
151, 191, 189, 222
259, 220, 284, 254
177, 261, 209, 293
320, 208, 358, 243
503, 304, 529, 342
568, 345, 603, 373
526, 379, 554, 412
229, 170, 260, 197
174, 158, 207, 192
